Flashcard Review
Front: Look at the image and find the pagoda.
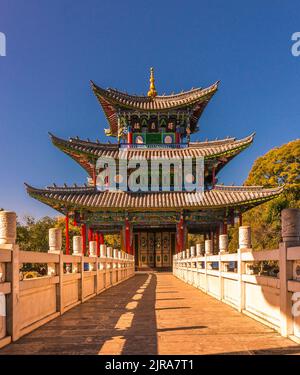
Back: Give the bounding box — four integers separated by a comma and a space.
26, 68, 283, 269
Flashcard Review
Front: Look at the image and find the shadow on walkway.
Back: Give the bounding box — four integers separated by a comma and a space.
1, 273, 300, 355
0, 274, 157, 355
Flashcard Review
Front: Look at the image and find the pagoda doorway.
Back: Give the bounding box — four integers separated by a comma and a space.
133, 229, 176, 271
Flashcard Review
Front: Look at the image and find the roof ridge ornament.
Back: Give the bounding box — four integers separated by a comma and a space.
147, 67, 157, 98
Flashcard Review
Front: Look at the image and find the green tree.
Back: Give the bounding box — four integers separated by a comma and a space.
229, 139, 300, 251
17, 216, 56, 252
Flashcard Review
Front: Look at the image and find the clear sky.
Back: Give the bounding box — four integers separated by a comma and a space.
0, 0, 299, 219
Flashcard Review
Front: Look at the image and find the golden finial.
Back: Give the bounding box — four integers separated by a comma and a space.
147, 67, 157, 98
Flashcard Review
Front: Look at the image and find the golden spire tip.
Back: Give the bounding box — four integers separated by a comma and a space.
147, 67, 157, 98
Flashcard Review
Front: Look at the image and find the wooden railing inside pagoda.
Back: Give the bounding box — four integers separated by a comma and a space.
119, 143, 188, 149
173, 209, 300, 343
0, 212, 135, 349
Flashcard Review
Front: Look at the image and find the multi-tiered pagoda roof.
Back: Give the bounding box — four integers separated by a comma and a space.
91, 80, 219, 136
26, 69, 283, 222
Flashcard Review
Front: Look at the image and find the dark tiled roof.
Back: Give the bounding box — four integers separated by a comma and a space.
25, 184, 283, 212
91, 81, 219, 136
49, 133, 255, 176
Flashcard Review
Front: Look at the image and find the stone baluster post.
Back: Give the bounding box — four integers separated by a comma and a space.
0, 211, 17, 341
89, 241, 97, 257
190, 246, 195, 258
0, 211, 17, 245
196, 244, 201, 257
238, 226, 252, 250
186, 248, 190, 259
100, 244, 106, 258
205, 239, 213, 255
107, 247, 112, 258
280, 208, 300, 337
219, 234, 228, 254
48, 228, 62, 276
72, 235, 82, 274
73, 236, 82, 255
281, 208, 300, 246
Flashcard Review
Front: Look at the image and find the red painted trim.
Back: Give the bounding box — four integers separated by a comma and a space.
239, 212, 243, 226
88, 228, 93, 242
81, 224, 87, 255
125, 219, 131, 254
65, 214, 70, 255
95, 232, 100, 257
127, 131, 133, 145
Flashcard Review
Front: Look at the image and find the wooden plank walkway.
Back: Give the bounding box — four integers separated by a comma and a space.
1, 273, 300, 355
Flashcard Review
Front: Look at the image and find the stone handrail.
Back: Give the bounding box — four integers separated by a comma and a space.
0, 211, 135, 349
173, 208, 300, 344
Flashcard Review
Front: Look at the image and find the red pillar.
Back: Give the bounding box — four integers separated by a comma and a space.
216, 226, 220, 253
95, 232, 100, 257
81, 224, 87, 255
239, 212, 243, 226
125, 219, 131, 254
92, 166, 96, 186
127, 126, 133, 144
65, 214, 70, 255
88, 228, 93, 242
223, 219, 228, 235
210, 229, 214, 252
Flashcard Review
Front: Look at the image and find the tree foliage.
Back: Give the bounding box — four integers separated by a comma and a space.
17, 216, 57, 252
16, 214, 120, 252
229, 139, 300, 251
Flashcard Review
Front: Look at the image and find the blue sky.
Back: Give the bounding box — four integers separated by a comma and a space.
0, 0, 299, 219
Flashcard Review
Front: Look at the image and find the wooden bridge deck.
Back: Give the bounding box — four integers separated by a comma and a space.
1, 273, 300, 355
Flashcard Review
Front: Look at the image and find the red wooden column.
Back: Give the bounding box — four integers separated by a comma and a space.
127, 126, 133, 145
95, 232, 99, 257
223, 218, 228, 235
81, 224, 87, 255
92, 165, 96, 186
65, 213, 70, 255
239, 211, 243, 226
216, 226, 220, 253
125, 218, 131, 254
210, 228, 214, 253
88, 228, 93, 242
179, 215, 184, 253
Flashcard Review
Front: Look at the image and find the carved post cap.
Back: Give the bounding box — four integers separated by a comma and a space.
239, 226, 252, 249
118, 250, 122, 259
196, 244, 202, 256
205, 239, 213, 255
0, 211, 17, 245
190, 246, 196, 257
182, 250, 186, 259
89, 241, 97, 257
48, 228, 62, 253
219, 234, 228, 253
281, 208, 300, 244
113, 249, 118, 258
100, 244, 106, 257
73, 235, 82, 255
107, 246, 113, 258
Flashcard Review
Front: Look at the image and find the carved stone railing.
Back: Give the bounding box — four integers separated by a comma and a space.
0, 211, 135, 349
173, 209, 300, 344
